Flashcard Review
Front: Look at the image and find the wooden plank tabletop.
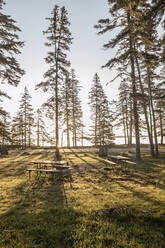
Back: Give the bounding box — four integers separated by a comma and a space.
110, 156, 131, 160
27, 168, 70, 173
40, 164, 70, 169
32, 160, 67, 165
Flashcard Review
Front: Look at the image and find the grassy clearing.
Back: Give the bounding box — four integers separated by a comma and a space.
0, 149, 165, 247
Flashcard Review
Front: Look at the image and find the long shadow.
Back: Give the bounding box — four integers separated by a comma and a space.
88, 152, 165, 191
0, 161, 80, 248
61, 148, 86, 179
69, 148, 101, 171
0, 153, 52, 180
1, 149, 163, 247
69, 150, 165, 210
60, 149, 110, 197
60, 149, 165, 247
120, 159, 165, 191
64, 149, 118, 195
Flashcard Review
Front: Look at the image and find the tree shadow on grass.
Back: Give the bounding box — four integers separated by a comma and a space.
87, 152, 165, 191
69, 148, 103, 171
1, 149, 165, 248
0, 152, 56, 180
84, 208, 165, 248
0, 170, 81, 248
69, 151, 165, 213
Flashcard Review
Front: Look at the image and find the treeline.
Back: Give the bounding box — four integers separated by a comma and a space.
2, 75, 114, 150
0, 0, 165, 161
0, 2, 114, 153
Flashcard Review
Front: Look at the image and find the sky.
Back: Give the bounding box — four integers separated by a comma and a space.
2, 0, 120, 141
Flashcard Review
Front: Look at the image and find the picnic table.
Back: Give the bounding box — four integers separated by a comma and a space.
109, 155, 136, 166
27, 160, 71, 179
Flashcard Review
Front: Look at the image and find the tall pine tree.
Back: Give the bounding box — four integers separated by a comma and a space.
18, 87, 33, 148
70, 69, 83, 147
0, 0, 24, 145
89, 73, 114, 146
36, 5, 72, 159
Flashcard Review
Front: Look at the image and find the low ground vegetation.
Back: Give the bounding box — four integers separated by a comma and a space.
0, 149, 165, 247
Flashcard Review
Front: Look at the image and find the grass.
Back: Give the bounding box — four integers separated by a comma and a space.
0, 149, 165, 247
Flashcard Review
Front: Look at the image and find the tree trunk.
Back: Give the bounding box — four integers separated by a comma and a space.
129, 100, 133, 145
95, 109, 98, 146
75, 130, 77, 147
37, 118, 40, 147
127, 13, 141, 161
134, 50, 155, 157
125, 99, 130, 146
66, 119, 70, 147
81, 127, 84, 147
54, 18, 60, 161
55, 83, 60, 160
146, 63, 159, 156
159, 109, 163, 145
65, 82, 70, 147
122, 104, 127, 145
72, 81, 76, 147
28, 121, 31, 147
24, 105, 27, 148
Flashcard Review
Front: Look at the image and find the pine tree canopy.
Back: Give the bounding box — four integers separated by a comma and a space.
0, 0, 24, 87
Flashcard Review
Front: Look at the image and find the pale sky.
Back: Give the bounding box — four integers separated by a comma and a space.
2, 0, 120, 139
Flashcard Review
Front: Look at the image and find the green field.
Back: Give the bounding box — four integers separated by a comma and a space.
0, 150, 165, 248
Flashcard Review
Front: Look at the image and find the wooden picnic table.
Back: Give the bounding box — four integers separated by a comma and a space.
109, 155, 136, 166
27, 160, 70, 179
109, 155, 131, 165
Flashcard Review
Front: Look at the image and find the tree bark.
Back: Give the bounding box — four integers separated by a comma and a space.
134, 50, 155, 157
37, 117, 40, 147
159, 109, 163, 145
127, 13, 141, 161
146, 62, 159, 156
122, 104, 127, 145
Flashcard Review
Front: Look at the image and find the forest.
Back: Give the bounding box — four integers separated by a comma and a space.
0, 0, 165, 248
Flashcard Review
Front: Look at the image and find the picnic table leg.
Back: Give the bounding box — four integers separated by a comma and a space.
123, 160, 127, 170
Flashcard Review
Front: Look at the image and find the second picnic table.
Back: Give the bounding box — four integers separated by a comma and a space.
109, 155, 130, 165
109, 155, 136, 166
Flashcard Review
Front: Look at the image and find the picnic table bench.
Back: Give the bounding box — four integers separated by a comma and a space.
103, 159, 116, 166
27, 168, 71, 179
123, 160, 136, 166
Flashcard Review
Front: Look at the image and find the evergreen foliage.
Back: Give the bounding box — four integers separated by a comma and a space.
36, 108, 47, 146
89, 73, 114, 146
12, 87, 34, 148
36, 5, 72, 158
70, 69, 83, 147
0, 0, 24, 145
